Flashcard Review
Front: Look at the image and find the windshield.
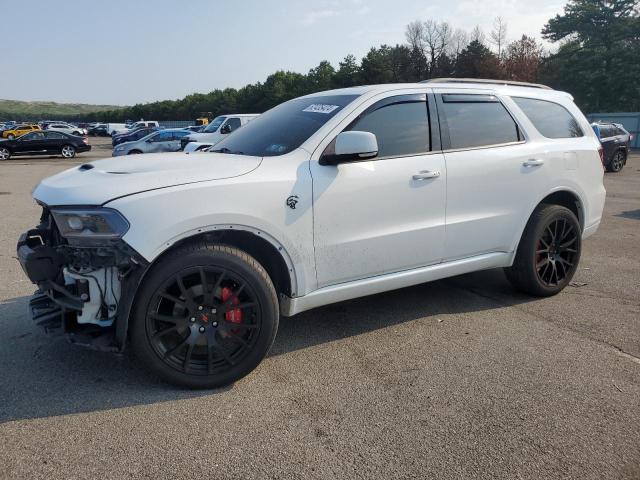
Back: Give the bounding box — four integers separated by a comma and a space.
211, 94, 359, 157
203, 116, 227, 133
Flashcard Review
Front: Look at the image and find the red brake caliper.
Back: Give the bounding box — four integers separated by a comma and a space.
221, 287, 243, 324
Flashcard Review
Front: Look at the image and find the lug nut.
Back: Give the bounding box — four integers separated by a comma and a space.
211, 308, 217, 314
190, 317, 196, 323
199, 326, 205, 333
198, 306, 203, 311
212, 321, 218, 327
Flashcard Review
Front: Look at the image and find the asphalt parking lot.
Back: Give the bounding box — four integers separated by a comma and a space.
0, 149, 638, 479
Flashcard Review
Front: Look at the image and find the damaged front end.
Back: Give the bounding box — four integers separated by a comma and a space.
16, 205, 148, 352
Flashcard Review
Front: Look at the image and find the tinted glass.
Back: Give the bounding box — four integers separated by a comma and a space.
21, 132, 41, 140
224, 117, 242, 132
512, 97, 583, 139
347, 96, 430, 157
152, 131, 173, 142
600, 126, 613, 138
212, 94, 359, 157
441, 96, 520, 149
45, 131, 65, 139
203, 116, 226, 133
171, 131, 190, 140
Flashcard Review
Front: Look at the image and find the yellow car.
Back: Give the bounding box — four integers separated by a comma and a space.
2, 124, 41, 139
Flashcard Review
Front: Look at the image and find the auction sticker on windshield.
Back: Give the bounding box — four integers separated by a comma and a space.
303, 104, 340, 114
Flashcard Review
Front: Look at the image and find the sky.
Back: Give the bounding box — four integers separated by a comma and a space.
1, 0, 566, 106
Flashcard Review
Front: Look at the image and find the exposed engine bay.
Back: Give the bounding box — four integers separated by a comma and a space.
17, 207, 147, 351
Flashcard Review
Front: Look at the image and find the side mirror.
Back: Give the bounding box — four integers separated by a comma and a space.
220, 124, 232, 134
320, 131, 378, 165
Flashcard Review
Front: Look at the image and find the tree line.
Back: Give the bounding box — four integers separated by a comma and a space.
85, 0, 639, 122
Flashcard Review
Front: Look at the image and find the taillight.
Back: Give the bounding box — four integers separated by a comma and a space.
598, 146, 604, 169
83, 137, 89, 145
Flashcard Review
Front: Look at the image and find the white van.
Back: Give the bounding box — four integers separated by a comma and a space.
180, 114, 258, 150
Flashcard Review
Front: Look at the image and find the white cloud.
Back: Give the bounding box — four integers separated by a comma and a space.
302, 9, 340, 25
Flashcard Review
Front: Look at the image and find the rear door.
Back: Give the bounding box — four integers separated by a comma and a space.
44, 131, 66, 153
311, 91, 447, 286
435, 91, 548, 260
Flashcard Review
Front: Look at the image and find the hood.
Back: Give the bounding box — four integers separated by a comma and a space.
33, 152, 262, 206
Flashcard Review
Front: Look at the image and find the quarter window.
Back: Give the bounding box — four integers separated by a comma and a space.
440, 94, 521, 149
347, 94, 430, 158
512, 97, 583, 139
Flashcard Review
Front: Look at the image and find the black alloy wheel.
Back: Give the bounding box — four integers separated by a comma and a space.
131, 244, 279, 388
146, 266, 262, 376
505, 204, 581, 296
608, 150, 625, 173
534, 217, 579, 287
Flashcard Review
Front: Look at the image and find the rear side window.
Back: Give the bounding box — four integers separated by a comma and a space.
347, 94, 430, 158
440, 94, 520, 149
512, 97, 583, 139
45, 132, 65, 139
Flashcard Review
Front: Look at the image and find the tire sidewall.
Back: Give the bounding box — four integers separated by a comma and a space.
523, 205, 582, 295
130, 246, 279, 389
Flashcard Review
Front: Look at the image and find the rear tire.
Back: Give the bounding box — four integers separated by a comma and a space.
505, 204, 581, 297
0, 147, 11, 160
61, 145, 76, 158
606, 150, 625, 173
7, 134, 15, 140
130, 243, 279, 388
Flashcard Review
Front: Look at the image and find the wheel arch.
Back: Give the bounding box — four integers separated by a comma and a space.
115, 226, 298, 350
509, 188, 585, 264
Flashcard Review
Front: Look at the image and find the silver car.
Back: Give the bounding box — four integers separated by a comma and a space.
112, 129, 191, 156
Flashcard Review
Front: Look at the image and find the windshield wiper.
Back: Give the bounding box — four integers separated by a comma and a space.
209, 148, 244, 155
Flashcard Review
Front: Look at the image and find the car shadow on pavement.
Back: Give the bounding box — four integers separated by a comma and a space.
0, 268, 533, 423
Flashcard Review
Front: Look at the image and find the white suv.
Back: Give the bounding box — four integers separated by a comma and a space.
17, 79, 605, 388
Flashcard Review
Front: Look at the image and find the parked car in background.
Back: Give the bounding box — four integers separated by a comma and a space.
2, 124, 41, 139
105, 123, 128, 136
0, 130, 90, 160
591, 122, 632, 172
180, 114, 259, 150
112, 126, 160, 146
45, 122, 88, 136
112, 120, 160, 136
183, 125, 204, 133
183, 141, 214, 153
87, 123, 108, 136
112, 128, 191, 156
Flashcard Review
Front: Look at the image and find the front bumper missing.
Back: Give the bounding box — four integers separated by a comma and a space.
16, 216, 148, 352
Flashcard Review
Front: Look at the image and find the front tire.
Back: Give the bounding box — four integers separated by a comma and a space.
61, 145, 76, 158
128, 149, 142, 155
505, 204, 581, 297
130, 244, 279, 388
0, 147, 11, 160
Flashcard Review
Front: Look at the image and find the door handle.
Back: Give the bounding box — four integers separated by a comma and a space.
523, 158, 545, 167
412, 170, 441, 180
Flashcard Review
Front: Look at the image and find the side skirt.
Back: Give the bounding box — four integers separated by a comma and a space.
280, 252, 512, 317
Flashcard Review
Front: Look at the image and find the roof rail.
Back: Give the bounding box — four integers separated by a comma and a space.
421, 78, 553, 90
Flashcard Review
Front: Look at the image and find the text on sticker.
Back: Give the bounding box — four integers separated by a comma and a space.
303, 104, 340, 114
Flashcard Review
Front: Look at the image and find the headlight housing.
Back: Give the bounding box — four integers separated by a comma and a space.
51, 208, 129, 242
